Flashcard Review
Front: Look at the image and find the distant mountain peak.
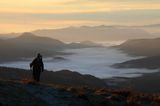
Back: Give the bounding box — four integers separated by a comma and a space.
18, 32, 37, 39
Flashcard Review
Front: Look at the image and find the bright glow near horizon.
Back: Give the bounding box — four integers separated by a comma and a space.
0, 0, 160, 33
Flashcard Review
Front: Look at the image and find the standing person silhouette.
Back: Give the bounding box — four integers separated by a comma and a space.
30, 53, 44, 82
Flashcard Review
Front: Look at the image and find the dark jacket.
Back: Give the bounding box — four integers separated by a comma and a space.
30, 57, 44, 72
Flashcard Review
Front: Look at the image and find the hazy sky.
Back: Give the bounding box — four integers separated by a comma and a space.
0, 0, 160, 33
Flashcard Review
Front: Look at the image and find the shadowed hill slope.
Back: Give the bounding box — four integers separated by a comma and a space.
0, 32, 67, 62
0, 32, 102, 63
113, 55, 160, 69
113, 38, 160, 70
115, 38, 160, 56
0, 67, 106, 88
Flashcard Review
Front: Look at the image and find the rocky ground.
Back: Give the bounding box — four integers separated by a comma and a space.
0, 80, 160, 106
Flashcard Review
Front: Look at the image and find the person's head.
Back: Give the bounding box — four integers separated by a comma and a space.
37, 53, 42, 59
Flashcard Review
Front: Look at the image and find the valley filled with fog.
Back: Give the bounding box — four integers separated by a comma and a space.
0, 45, 158, 79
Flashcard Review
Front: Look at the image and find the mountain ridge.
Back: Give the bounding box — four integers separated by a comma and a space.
0, 32, 67, 62
1, 24, 160, 41
32, 25, 152, 42
113, 37, 160, 69
112, 55, 160, 69
115, 37, 160, 56
0, 32, 102, 63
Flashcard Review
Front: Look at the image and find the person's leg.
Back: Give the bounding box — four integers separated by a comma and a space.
33, 70, 37, 81
34, 71, 38, 82
37, 71, 41, 82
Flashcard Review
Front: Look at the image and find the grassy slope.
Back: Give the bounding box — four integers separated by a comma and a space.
0, 67, 106, 88
0, 80, 159, 106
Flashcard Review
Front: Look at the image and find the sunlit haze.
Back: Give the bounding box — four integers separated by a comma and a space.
0, 0, 160, 33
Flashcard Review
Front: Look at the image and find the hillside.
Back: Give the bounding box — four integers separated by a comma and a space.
112, 38, 160, 70
80, 41, 102, 47
115, 38, 160, 56
0, 67, 106, 88
0, 67, 159, 106
0, 32, 67, 62
0, 33, 99, 63
0, 80, 160, 106
112, 55, 160, 69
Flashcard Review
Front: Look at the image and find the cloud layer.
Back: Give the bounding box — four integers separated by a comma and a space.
0, 0, 160, 33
